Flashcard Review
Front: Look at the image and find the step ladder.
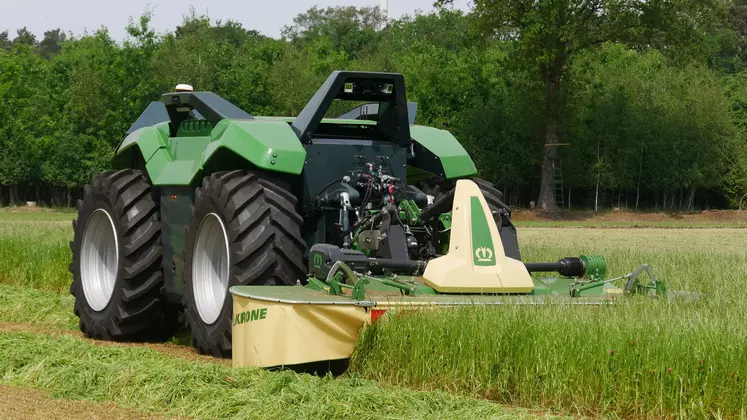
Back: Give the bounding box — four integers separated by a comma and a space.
553, 160, 564, 209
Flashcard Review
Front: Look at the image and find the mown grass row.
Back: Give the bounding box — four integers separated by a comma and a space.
0, 331, 521, 419
351, 229, 747, 417
0, 284, 76, 328
0, 284, 539, 419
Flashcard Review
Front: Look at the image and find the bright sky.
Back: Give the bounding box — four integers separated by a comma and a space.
1, 0, 471, 41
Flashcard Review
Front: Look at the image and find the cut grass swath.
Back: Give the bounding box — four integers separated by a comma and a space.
0, 332, 527, 420
0, 284, 76, 329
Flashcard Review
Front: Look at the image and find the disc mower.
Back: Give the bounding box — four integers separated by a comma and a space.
69, 71, 665, 367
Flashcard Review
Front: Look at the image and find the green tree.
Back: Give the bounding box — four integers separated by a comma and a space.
442, 0, 722, 210
0, 45, 48, 203
563, 44, 740, 209
0, 31, 10, 50
38, 29, 66, 58
282, 6, 386, 61
12, 27, 37, 47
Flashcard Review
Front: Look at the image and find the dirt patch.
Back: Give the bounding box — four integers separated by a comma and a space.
0, 384, 175, 419
0, 323, 229, 366
512, 209, 747, 224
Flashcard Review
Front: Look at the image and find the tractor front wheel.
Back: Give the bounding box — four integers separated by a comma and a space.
183, 170, 306, 357
70, 169, 175, 341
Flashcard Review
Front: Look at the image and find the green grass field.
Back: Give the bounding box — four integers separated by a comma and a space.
514, 219, 747, 228
0, 210, 745, 418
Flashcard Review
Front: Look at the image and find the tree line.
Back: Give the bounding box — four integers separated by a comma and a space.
1, 2, 746, 210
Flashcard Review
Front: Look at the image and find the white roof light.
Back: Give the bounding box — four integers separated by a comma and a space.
175, 84, 194, 92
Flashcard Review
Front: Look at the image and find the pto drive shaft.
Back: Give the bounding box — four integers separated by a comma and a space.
524, 257, 586, 277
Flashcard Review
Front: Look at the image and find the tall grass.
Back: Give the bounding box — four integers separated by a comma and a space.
0, 220, 71, 292
351, 229, 747, 417
353, 299, 747, 417
515, 220, 747, 228
0, 332, 522, 419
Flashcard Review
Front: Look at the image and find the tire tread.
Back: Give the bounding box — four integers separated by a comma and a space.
70, 169, 174, 341
183, 170, 305, 357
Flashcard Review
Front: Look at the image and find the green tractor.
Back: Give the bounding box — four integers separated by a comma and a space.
70, 71, 664, 362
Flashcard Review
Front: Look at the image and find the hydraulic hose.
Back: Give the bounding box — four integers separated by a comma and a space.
419, 189, 455, 222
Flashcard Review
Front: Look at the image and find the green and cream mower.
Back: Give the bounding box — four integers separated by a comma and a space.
69, 71, 665, 366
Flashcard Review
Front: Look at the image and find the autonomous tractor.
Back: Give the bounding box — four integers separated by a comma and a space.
70, 71, 665, 366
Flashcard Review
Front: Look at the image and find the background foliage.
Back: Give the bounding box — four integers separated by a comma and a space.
1, 2, 747, 209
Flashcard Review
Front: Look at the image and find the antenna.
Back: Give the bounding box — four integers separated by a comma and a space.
380, 0, 389, 19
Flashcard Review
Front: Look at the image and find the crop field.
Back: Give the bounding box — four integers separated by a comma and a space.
0, 210, 745, 418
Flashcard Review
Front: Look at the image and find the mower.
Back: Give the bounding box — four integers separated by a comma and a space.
69, 71, 665, 367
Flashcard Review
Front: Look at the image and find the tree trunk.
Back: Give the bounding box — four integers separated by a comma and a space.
635, 146, 644, 210
537, 51, 565, 212
635, 185, 640, 210
9, 185, 17, 206
687, 187, 695, 211
595, 182, 599, 212
567, 185, 571, 210
617, 189, 621, 208
679, 187, 683, 210
538, 118, 559, 211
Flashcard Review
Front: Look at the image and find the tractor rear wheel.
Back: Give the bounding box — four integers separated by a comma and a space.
183, 170, 306, 357
421, 177, 522, 260
70, 169, 175, 341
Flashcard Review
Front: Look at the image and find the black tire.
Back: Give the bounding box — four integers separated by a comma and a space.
70, 169, 175, 341
183, 170, 306, 357
421, 177, 522, 260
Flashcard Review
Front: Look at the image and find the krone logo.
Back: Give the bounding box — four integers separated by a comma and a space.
313, 253, 323, 269
475, 247, 493, 262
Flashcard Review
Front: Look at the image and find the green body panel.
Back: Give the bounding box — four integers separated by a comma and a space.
115, 112, 474, 187
201, 120, 305, 177
409, 125, 477, 179
117, 122, 171, 162
116, 119, 307, 186
169, 137, 212, 161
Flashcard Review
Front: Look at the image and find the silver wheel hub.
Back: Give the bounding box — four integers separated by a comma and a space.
80, 208, 119, 311
192, 213, 230, 325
